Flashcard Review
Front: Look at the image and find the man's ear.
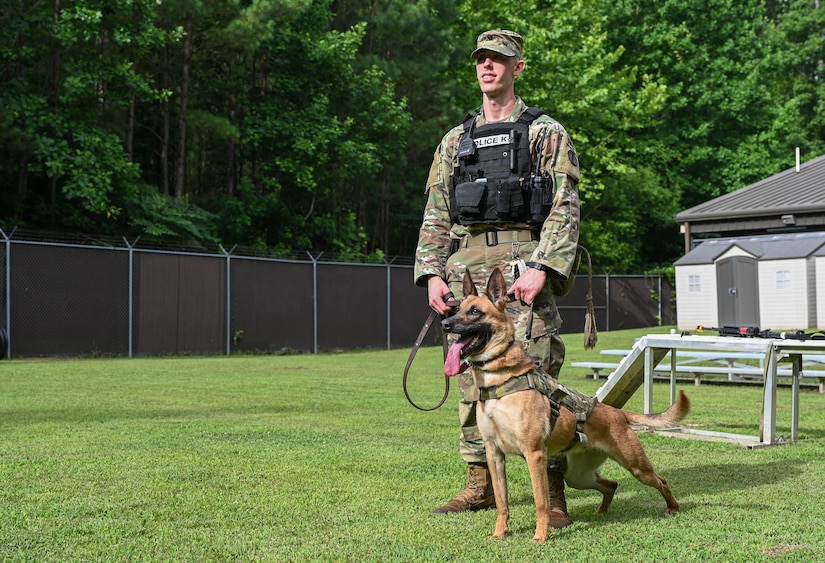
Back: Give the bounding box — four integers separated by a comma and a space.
513, 59, 525, 78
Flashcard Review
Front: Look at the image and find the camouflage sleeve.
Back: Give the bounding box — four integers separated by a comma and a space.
529, 119, 581, 279
413, 128, 461, 287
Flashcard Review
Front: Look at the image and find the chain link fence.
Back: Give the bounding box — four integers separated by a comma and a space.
0, 228, 674, 359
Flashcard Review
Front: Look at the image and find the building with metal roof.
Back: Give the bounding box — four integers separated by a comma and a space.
675, 153, 825, 253
673, 154, 825, 331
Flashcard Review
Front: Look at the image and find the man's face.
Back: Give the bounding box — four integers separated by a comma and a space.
474, 50, 523, 97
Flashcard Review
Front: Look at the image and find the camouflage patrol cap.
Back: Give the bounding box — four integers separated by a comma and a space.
471, 29, 524, 60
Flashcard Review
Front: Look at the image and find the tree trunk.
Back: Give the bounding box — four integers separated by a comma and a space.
159, 10, 171, 195
16, 156, 29, 221
227, 93, 236, 196
174, 10, 193, 198
49, 176, 58, 229
197, 131, 206, 193
49, 0, 62, 228
126, 70, 135, 162
380, 167, 390, 252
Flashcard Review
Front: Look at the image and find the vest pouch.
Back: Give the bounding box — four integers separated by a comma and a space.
529, 174, 553, 225
495, 177, 526, 221
455, 179, 487, 221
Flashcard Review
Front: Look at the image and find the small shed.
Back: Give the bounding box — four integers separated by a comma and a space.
674, 231, 825, 331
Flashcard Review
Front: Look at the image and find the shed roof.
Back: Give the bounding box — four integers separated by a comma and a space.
674, 231, 825, 266
674, 153, 825, 236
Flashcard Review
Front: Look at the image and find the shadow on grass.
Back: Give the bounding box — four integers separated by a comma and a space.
662, 457, 804, 495
502, 457, 805, 529
698, 422, 825, 440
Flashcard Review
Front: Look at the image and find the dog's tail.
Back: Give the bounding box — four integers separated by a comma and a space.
624, 390, 691, 428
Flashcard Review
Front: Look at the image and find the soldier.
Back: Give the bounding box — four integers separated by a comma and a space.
414, 29, 581, 528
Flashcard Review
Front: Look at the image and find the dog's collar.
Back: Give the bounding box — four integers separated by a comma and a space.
466, 339, 514, 373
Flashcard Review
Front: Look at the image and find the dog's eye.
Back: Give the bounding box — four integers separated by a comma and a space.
469, 305, 482, 316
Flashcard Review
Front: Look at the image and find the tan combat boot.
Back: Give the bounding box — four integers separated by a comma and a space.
433, 462, 496, 514
547, 467, 573, 528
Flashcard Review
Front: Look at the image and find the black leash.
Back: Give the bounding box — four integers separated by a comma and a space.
403, 294, 460, 411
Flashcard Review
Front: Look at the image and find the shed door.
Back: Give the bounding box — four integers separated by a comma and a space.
716, 256, 759, 327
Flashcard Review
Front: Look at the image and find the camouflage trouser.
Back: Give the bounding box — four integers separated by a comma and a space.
444, 238, 566, 465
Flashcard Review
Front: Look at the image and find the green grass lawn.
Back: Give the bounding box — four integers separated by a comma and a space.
2, 326, 824, 561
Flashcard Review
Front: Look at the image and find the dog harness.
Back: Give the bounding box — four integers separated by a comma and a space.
477, 368, 595, 451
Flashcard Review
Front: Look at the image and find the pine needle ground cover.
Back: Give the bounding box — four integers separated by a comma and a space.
2, 327, 824, 562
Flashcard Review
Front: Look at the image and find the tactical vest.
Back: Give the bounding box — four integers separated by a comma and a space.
450, 107, 553, 226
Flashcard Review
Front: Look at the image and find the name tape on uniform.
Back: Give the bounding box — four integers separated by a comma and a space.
474, 134, 509, 148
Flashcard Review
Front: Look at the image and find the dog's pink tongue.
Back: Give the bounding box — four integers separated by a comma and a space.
444, 341, 466, 376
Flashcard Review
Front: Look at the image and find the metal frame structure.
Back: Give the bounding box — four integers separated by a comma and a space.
596, 334, 825, 448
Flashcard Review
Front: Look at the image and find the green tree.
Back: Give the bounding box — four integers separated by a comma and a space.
764, 0, 825, 161
0, 0, 216, 241
604, 0, 779, 207
184, 2, 410, 257
3, 0, 814, 271
0, 0, 411, 254
332, 0, 469, 256
591, 0, 788, 266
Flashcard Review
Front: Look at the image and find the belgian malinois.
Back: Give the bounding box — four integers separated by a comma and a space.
441, 268, 690, 542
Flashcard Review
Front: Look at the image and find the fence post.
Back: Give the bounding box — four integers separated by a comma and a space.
658, 275, 663, 326
1, 227, 12, 359
123, 236, 141, 358
604, 273, 610, 331
307, 252, 323, 354
220, 244, 237, 355
384, 257, 398, 351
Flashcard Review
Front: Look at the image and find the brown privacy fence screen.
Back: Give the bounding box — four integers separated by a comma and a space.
0, 230, 674, 358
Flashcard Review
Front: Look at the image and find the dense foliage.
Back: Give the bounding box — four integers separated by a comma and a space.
1, 0, 822, 270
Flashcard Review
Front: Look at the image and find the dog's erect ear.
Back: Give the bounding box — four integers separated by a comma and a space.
462, 271, 478, 297
486, 268, 508, 309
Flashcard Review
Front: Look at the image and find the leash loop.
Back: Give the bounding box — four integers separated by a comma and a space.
403, 294, 460, 411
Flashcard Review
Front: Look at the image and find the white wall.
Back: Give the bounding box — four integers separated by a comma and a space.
675, 264, 717, 331
807, 256, 817, 328
757, 258, 810, 329
817, 257, 825, 328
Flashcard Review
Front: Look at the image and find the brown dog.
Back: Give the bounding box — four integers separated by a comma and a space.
441, 268, 690, 542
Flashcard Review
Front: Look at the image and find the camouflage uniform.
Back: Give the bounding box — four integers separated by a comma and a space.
414, 97, 581, 463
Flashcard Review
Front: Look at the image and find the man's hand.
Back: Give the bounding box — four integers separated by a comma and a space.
427, 275, 454, 315
508, 267, 545, 305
